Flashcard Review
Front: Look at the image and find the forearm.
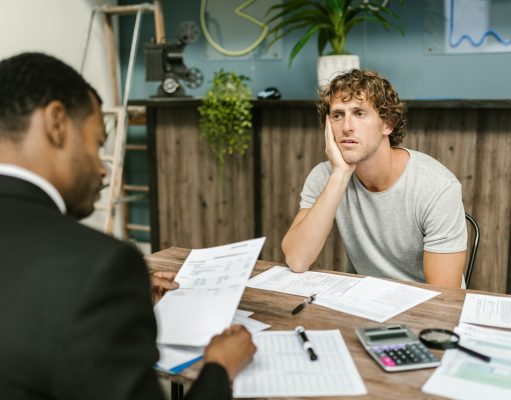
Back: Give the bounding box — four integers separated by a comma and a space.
282, 171, 350, 272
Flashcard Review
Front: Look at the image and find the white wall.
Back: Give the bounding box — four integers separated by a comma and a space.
0, 0, 128, 237
0, 0, 117, 106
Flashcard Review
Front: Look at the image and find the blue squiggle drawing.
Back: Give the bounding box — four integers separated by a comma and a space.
449, 0, 511, 48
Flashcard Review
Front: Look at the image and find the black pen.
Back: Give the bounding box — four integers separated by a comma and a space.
295, 325, 318, 361
292, 293, 317, 315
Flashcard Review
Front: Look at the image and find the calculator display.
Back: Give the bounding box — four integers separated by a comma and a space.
367, 331, 408, 341
356, 325, 440, 372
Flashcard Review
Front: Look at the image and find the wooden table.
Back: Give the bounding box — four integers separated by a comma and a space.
146, 246, 508, 399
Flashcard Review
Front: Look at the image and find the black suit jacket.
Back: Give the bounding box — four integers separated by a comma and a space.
0, 175, 230, 399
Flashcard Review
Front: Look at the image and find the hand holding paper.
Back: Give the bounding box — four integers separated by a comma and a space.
154, 238, 265, 346
204, 325, 256, 381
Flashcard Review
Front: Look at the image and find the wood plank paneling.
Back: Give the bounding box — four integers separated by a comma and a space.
471, 110, 511, 293
155, 108, 254, 250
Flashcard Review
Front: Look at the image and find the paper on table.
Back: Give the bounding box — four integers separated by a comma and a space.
234, 309, 254, 318
455, 322, 511, 347
232, 314, 271, 334
247, 265, 361, 297
154, 238, 265, 346
422, 323, 511, 400
156, 308, 267, 374
156, 344, 203, 374
233, 329, 366, 398
459, 293, 511, 329
315, 277, 440, 323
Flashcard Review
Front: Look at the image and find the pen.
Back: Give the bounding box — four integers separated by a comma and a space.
295, 325, 318, 361
292, 293, 316, 315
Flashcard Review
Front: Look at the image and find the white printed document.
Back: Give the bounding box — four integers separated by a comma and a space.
156, 309, 267, 374
233, 329, 367, 398
247, 265, 361, 297
459, 293, 511, 329
315, 277, 440, 323
422, 323, 511, 400
248, 267, 438, 322
232, 313, 271, 334
156, 344, 203, 374
154, 238, 265, 346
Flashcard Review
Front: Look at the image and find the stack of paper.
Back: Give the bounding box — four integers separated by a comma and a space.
231, 309, 271, 333
156, 344, 203, 374
422, 294, 511, 400
316, 277, 440, 322
459, 293, 511, 329
247, 265, 361, 297
233, 329, 367, 398
247, 267, 439, 322
154, 238, 265, 346
157, 309, 270, 374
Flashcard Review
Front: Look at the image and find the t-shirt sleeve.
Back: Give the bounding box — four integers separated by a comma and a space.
300, 163, 330, 209
423, 181, 467, 253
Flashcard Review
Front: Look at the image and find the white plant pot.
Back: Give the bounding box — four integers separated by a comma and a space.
317, 55, 360, 88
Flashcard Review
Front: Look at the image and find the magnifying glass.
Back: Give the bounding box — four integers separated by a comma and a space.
419, 328, 491, 363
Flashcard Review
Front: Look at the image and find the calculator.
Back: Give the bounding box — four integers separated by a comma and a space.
355, 325, 440, 372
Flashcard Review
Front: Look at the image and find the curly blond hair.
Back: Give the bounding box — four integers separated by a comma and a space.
317, 69, 407, 146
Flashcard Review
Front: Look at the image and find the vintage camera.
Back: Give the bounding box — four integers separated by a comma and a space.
145, 24, 203, 97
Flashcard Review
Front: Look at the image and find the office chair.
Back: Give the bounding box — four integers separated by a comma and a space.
464, 212, 480, 289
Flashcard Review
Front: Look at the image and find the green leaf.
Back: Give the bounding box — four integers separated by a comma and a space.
289, 25, 321, 66
326, 0, 343, 15
317, 29, 329, 56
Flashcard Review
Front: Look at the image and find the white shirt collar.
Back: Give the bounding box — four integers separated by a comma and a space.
0, 164, 66, 214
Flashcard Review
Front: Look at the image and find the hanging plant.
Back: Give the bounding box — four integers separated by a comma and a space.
198, 69, 253, 176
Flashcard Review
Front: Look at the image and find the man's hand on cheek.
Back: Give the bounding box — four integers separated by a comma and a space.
325, 117, 355, 175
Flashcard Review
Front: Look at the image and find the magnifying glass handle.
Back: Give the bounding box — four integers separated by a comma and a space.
457, 344, 491, 363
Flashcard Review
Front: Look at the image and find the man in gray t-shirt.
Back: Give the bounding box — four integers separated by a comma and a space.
282, 69, 467, 287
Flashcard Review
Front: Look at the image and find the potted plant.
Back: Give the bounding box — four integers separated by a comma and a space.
266, 0, 405, 86
198, 69, 253, 176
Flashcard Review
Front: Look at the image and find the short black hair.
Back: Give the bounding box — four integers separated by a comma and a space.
0, 52, 102, 141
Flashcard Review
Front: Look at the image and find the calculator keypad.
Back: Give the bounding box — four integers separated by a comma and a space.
370, 342, 439, 368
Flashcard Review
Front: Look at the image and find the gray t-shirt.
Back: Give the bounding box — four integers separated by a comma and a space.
300, 149, 467, 283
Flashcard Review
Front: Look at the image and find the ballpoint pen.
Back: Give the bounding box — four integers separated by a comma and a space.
291, 293, 317, 315
295, 325, 318, 361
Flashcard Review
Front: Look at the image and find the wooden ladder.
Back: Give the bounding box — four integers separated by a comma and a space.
80, 1, 164, 236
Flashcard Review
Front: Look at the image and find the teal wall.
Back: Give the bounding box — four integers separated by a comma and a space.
120, 0, 511, 101
118, 0, 511, 240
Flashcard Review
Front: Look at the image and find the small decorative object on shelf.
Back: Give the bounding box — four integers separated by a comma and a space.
257, 87, 282, 99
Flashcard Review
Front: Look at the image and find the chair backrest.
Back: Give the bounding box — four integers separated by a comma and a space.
464, 212, 480, 288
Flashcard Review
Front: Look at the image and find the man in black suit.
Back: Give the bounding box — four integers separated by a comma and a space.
0, 52, 255, 399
